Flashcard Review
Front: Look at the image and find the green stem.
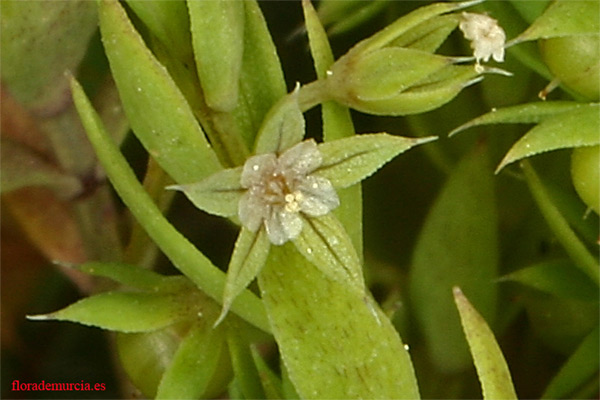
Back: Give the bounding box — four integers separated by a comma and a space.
522, 161, 599, 285
71, 78, 271, 333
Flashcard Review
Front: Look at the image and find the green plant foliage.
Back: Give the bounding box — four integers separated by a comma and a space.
259, 244, 420, 399
453, 287, 518, 400
410, 145, 498, 373
571, 145, 600, 214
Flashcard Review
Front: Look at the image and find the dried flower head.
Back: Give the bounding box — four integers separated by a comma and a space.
459, 12, 506, 71
238, 139, 340, 245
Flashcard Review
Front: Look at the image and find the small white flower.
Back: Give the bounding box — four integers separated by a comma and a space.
459, 12, 506, 71
238, 139, 340, 245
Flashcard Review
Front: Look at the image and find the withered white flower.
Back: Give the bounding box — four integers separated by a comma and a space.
239, 139, 340, 245
459, 12, 506, 71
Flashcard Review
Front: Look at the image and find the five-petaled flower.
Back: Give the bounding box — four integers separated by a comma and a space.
239, 139, 339, 245
459, 12, 506, 72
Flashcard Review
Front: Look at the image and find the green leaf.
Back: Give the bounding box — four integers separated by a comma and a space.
259, 244, 420, 399
233, 0, 287, 148
315, 133, 437, 189
0, 139, 81, 198
217, 227, 271, 326
168, 167, 243, 218
0, 0, 97, 110
71, 77, 270, 333
303, 0, 364, 257
410, 145, 499, 372
188, 0, 244, 112
514, 0, 600, 42
293, 213, 364, 292
449, 101, 585, 136
73, 261, 177, 291
251, 346, 284, 399
319, 0, 388, 37
99, 0, 221, 184
542, 326, 599, 399
254, 87, 305, 155
453, 287, 518, 400
125, 0, 192, 62
501, 260, 598, 301
391, 14, 460, 53
497, 104, 600, 171
28, 291, 190, 333
156, 322, 226, 399
522, 162, 599, 285
227, 328, 267, 400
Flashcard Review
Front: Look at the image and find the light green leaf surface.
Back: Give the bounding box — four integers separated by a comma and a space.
74, 261, 175, 291
0, 0, 97, 111
251, 345, 284, 399
169, 167, 243, 218
217, 227, 271, 326
391, 14, 460, 53
259, 244, 420, 399
254, 87, 305, 155
293, 213, 364, 292
453, 287, 518, 400
28, 291, 189, 333
99, 0, 221, 184
497, 104, 600, 171
542, 326, 599, 399
303, 0, 364, 257
0, 139, 81, 198
514, 0, 600, 42
227, 328, 266, 400
234, 0, 287, 148
156, 322, 225, 399
522, 162, 599, 285
501, 260, 598, 301
449, 101, 585, 136
316, 134, 437, 189
125, 0, 192, 62
71, 77, 270, 333
188, 0, 244, 112
410, 146, 498, 373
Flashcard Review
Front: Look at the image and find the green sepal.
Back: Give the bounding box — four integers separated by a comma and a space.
293, 213, 364, 292
315, 133, 437, 189
497, 104, 600, 172
217, 227, 271, 326
254, 86, 305, 155
28, 291, 192, 333
156, 322, 227, 399
99, 0, 222, 184
168, 167, 243, 218
391, 14, 460, 53
188, 0, 244, 112
453, 287, 518, 400
450, 101, 586, 136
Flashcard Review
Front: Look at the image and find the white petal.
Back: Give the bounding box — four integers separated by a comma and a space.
238, 191, 267, 232
297, 175, 340, 216
265, 208, 303, 245
241, 153, 277, 188
277, 139, 322, 176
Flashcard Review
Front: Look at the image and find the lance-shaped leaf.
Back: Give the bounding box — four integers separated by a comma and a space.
542, 326, 599, 399
28, 292, 190, 333
156, 322, 226, 399
99, 0, 221, 184
497, 104, 600, 171
216, 227, 271, 326
453, 287, 518, 400
188, 0, 244, 112
315, 134, 437, 189
254, 86, 305, 155
449, 101, 586, 136
227, 328, 267, 400
293, 213, 364, 292
513, 0, 599, 43
391, 14, 460, 53
73, 261, 179, 291
259, 244, 419, 399
168, 167, 243, 218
